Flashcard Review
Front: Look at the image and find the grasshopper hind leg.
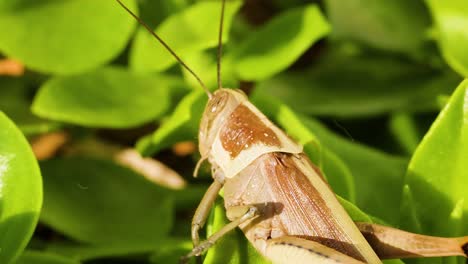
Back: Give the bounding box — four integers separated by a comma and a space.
266, 236, 367, 264
357, 222, 468, 259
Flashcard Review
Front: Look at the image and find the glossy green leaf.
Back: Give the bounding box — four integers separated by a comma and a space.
137, 0, 191, 29
383, 260, 405, 264
0, 77, 58, 135
402, 79, 468, 242
40, 157, 174, 245
137, 90, 206, 156
15, 251, 80, 264
320, 148, 356, 202
324, 0, 431, 55
181, 51, 219, 91
389, 113, 424, 155
181, 51, 238, 91
32, 67, 175, 128
253, 51, 461, 117
337, 196, 373, 223
149, 239, 193, 264
130, 0, 242, 73
45, 239, 184, 261
45, 240, 192, 263
173, 184, 208, 210
0, 112, 42, 264
0, 0, 136, 74
426, 0, 468, 76
232, 4, 330, 81
46, 243, 149, 261
399, 185, 423, 234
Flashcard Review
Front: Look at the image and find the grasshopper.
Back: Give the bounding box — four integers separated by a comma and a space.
115, 1, 468, 263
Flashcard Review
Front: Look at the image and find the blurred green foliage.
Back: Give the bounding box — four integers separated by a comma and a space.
0, 0, 467, 263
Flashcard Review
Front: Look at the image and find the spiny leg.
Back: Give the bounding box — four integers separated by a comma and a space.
266, 236, 368, 264
356, 222, 468, 259
182, 206, 259, 262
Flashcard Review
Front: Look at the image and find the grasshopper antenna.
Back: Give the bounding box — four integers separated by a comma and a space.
216, 0, 226, 90
115, 0, 212, 99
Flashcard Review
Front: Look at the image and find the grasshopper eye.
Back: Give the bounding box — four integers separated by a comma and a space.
204, 92, 228, 133
207, 92, 228, 116
199, 91, 230, 157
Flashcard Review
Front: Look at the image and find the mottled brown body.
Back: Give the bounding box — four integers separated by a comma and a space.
202, 89, 381, 263
221, 104, 280, 158
224, 152, 366, 261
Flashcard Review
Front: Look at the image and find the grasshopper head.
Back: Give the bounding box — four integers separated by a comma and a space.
198, 88, 247, 158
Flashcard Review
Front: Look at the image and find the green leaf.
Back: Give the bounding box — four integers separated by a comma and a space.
137, 0, 191, 29
337, 196, 373, 223
16, 251, 80, 264
389, 113, 424, 155
32, 67, 175, 128
180, 51, 219, 91
232, 4, 330, 81
181, 51, 237, 91
0, 0, 137, 74
399, 185, 423, 234
253, 50, 461, 117
45, 239, 185, 262
40, 157, 174, 245
0, 112, 42, 264
0, 77, 58, 135
320, 149, 356, 202
137, 90, 206, 156
149, 239, 193, 264
383, 260, 405, 264
324, 0, 431, 55
173, 184, 208, 210
402, 79, 468, 239
130, 0, 242, 73
426, 0, 468, 76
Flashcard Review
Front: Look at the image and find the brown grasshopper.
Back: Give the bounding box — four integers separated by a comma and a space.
115, 1, 468, 263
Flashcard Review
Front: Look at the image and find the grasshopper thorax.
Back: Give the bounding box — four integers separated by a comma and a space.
198, 89, 303, 179
198, 88, 248, 159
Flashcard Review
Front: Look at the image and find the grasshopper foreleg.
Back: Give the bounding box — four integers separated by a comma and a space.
183, 206, 259, 262
191, 180, 224, 247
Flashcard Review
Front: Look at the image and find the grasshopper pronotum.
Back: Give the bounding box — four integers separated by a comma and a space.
115, 1, 468, 263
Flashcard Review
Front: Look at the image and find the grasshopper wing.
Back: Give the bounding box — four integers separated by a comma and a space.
224, 152, 381, 263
